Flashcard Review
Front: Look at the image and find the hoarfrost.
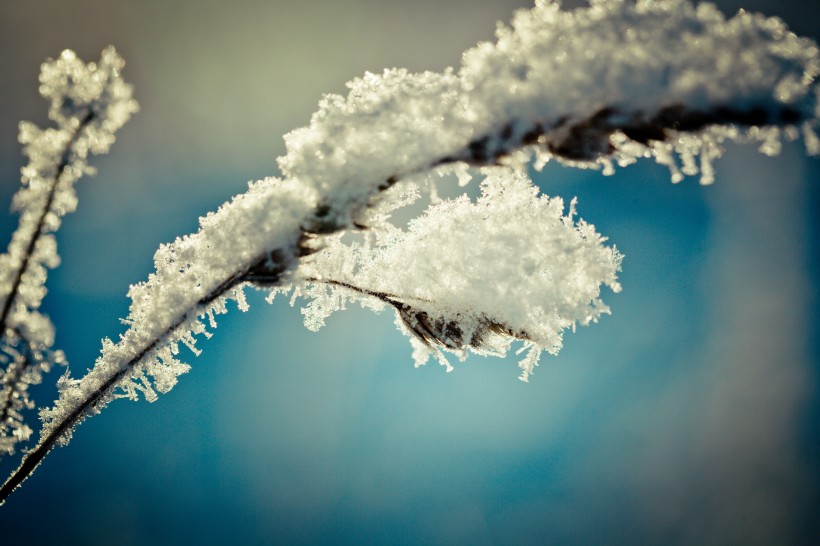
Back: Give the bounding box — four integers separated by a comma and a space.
0, 47, 137, 455
7, 0, 819, 496
39, 177, 315, 445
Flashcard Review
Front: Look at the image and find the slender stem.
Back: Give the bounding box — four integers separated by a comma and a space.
0, 111, 94, 334
307, 277, 407, 307
0, 254, 259, 503
0, 274, 391, 495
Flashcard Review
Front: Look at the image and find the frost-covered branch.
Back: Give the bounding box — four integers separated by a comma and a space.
1, 0, 819, 504
0, 48, 137, 457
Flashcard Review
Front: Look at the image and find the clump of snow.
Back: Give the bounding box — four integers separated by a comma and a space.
282, 169, 622, 381
38, 47, 138, 154
279, 0, 818, 221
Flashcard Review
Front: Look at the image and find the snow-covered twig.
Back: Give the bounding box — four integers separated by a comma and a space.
0, 48, 137, 457
0, 0, 818, 504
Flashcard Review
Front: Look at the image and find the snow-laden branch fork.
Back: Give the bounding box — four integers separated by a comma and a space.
1, 0, 818, 504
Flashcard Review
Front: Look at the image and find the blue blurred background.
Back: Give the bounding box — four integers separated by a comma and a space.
0, 1, 818, 544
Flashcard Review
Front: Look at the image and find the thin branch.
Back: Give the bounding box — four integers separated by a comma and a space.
304, 277, 525, 351
0, 111, 94, 454
303, 277, 409, 307
0, 110, 94, 336
443, 102, 805, 166
0, 250, 271, 502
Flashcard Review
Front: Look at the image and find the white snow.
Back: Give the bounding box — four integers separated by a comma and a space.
285, 169, 622, 380
279, 0, 819, 224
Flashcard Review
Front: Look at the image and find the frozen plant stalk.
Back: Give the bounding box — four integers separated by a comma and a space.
1, 0, 819, 503
0, 48, 138, 456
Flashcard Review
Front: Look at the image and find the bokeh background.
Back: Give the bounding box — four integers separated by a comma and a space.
0, 1, 818, 544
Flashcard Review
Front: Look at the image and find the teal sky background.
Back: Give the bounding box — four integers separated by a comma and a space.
0, 1, 818, 544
